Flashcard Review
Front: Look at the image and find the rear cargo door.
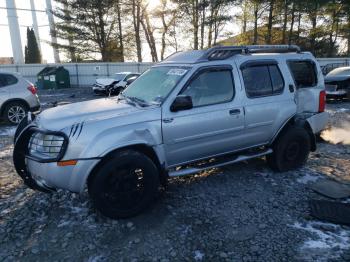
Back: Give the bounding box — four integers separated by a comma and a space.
287, 59, 324, 113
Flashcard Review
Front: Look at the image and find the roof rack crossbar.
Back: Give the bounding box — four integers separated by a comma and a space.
197, 44, 301, 62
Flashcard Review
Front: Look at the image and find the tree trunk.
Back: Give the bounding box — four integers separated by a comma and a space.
132, 0, 142, 62
192, 0, 199, 50
288, 3, 295, 45
242, 0, 247, 33
116, 0, 124, 62
266, 0, 274, 44
200, 0, 206, 49
141, 10, 158, 62
253, 4, 258, 44
282, 0, 288, 44
296, 12, 301, 44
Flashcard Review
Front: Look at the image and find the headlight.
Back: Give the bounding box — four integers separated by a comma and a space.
28, 132, 67, 160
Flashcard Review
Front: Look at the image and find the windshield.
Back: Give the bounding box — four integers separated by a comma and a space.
122, 66, 190, 105
114, 73, 127, 81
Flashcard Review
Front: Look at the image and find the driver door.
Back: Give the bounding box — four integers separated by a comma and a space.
162, 65, 246, 167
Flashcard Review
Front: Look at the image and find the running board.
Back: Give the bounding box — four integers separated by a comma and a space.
168, 148, 273, 177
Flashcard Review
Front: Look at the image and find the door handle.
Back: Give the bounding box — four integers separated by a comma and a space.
163, 118, 174, 123
229, 109, 240, 115
289, 84, 295, 93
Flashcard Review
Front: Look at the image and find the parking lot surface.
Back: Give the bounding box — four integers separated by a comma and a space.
0, 89, 350, 261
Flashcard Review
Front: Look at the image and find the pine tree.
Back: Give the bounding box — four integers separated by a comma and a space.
25, 27, 41, 64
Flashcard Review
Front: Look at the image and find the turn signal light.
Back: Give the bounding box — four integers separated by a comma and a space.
57, 160, 77, 166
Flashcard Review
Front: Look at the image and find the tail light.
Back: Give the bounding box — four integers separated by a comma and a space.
319, 90, 326, 112
27, 84, 37, 95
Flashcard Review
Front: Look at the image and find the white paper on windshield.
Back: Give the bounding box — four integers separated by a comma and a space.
167, 69, 188, 76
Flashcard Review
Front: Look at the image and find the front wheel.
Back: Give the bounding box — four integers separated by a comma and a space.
267, 127, 311, 172
88, 150, 160, 219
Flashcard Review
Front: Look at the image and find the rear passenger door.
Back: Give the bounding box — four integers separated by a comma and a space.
239, 60, 296, 146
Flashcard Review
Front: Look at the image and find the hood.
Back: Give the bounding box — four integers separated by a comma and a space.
324, 75, 350, 82
35, 98, 143, 130
95, 78, 119, 86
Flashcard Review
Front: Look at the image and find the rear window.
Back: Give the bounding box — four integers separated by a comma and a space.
288, 60, 317, 88
0, 74, 18, 87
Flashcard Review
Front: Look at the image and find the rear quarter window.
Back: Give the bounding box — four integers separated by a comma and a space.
0, 74, 18, 87
288, 60, 317, 88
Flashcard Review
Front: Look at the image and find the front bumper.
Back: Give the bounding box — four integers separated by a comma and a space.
13, 125, 99, 193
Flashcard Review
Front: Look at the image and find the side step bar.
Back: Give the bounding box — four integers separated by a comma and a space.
168, 148, 273, 177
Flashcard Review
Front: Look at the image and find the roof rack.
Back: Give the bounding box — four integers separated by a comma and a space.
198, 44, 301, 62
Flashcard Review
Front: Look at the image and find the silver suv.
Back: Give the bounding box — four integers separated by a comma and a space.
0, 72, 40, 124
14, 45, 328, 219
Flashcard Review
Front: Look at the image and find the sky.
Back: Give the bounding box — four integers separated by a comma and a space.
0, 0, 240, 64
0, 0, 55, 63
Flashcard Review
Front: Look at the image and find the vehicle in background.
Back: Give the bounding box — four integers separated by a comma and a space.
0, 71, 40, 124
324, 67, 350, 100
92, 72, 140, 95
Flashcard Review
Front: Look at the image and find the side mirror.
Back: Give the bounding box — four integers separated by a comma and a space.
170, 95, 193, 112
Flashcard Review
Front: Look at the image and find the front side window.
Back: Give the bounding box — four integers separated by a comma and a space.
123, 66, 190, 105
288, 60, 317, 88
242, 64, 284, 98
181, 68, 234, 107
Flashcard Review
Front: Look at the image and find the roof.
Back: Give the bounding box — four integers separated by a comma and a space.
160, 45, 302, 65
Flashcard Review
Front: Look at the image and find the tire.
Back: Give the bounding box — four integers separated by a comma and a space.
88, 150, 160, 219
267, 127, 311, 172
4, 102, 28, 125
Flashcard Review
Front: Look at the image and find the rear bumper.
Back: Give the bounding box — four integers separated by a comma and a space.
306, 112, 329, 134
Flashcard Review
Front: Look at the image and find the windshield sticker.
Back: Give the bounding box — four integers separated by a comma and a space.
167, 69, 188, 76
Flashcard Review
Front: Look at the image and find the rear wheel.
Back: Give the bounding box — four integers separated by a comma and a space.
4, 102, 28, 125
267, 127, 311, 172
88, 150, 160, 219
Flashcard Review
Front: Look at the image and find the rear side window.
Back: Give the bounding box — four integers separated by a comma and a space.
241, 64, 284, 98
288, 60, 317, 88
0, 74, 18, 87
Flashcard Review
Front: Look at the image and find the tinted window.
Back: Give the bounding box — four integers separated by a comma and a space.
182, 69, 234, 107
242, 64, 284, 98
0, 74, 18, 87
288, 61, 317, 88
269, 65, 284, 93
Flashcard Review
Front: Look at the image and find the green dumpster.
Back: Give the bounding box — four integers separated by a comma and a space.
37, 66, 71, 89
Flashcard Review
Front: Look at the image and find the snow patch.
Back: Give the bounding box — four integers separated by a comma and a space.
293, 221, 350, 260
0, 126, 16, 136
296, 173, 321, 184
194, 250, 204, 261
0, 147, 13, 158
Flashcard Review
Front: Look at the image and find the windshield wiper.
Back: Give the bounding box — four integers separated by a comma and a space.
118, 93, 149, 107
127, 96, 150, 107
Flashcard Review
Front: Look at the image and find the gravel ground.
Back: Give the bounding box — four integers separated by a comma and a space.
0, 89, 350, 262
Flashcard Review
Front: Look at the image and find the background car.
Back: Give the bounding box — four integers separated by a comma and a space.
92, 72, 140, 95
0, 71, 40, 124
324, 66, 350, 100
